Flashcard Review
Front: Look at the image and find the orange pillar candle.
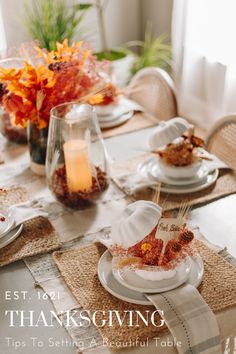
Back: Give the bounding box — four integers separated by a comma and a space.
63, 140, 92, 192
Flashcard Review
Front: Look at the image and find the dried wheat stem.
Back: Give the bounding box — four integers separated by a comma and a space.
152, 183, 161, 204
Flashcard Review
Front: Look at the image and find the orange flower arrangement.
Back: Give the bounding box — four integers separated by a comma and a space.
0, 39, 117, 129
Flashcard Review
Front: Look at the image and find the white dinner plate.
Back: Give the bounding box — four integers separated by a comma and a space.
0, 210, 15, 238
159, 169, 219, 194
112, 257, 191, 293
99, 111, 133, 129
0, 224, 23, 249
98, 110, 128, 123
98, 251, 204, 305
138, 157, 209, 186
137, 157, 219, 194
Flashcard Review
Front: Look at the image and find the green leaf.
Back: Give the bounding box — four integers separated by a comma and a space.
23, 0, 92, 51
129, 22, 172, 76
73, 4, 93, 11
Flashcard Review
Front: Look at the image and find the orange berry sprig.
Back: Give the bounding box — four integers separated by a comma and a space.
126, 225, 195, 268
161, 240, 182, 266
178, 228, 194, 246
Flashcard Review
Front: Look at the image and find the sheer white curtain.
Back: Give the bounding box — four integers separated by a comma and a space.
0, 6, 6, 54
172, 0, 236, 128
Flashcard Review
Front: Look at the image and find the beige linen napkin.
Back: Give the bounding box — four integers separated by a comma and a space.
146, 285, 221, 354
7, 200, 48, 229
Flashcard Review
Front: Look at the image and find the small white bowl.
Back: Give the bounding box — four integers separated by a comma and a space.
134, 257, 191, 282
95, 95, 121, 117
135, 268, 176, 281
158, 159, 202, 179
95, 103, 116, 116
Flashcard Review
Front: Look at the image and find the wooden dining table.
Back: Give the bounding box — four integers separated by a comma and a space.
0, 125, 236, 354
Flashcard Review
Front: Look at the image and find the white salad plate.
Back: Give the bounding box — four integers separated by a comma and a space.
159, 169, 218, 194
98, 251, 204, 305
138, 157, 209, 186
0, 210, 15, 238
138, 157, 219, 194
112, 257, 191, 293
0, 224, 23, 249
98, 111, 133, 129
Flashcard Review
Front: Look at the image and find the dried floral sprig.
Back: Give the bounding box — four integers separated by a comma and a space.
177, 201, 189, 219
152, 183, 161, 204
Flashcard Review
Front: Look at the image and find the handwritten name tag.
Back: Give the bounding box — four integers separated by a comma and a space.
155, 218, 184, 246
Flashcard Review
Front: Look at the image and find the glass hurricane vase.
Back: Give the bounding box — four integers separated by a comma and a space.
0, 109, 27, 144
46, 103, 109, 209
0, 58, 27, 144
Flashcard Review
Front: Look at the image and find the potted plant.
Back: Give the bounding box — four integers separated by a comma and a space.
24, 0, 92, 51
127, 23, 172, 76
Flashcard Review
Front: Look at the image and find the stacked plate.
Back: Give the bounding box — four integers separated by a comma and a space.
0, 210, 23, 249
138, 157, 219, 194
95, 96, 142, 129
98, 251, 204, 305
97, 110, 133, 129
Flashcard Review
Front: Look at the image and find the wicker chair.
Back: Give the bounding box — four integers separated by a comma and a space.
127, 67, 177, 120
205, 114, 236, 169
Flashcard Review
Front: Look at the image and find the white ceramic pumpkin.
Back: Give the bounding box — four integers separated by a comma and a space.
110, 201, 162, 248
149, 117, 190, 150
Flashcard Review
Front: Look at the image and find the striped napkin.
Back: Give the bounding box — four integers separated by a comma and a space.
146, 284, 222, 354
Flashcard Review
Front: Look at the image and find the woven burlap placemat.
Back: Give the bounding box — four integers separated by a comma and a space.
53, 243, 168, 347
111, 154, 236, 210
193, 239, 236, 311
0, 187, 61, 267
53, 240, 236, 347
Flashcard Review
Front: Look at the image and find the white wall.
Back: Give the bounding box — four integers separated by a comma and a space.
0, 0, 173, 53
103, 0, 141, 50
0, 4, 6, 52
140, 0, 173, 38
0, 0, 141, 52
0, 0, 31, 50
